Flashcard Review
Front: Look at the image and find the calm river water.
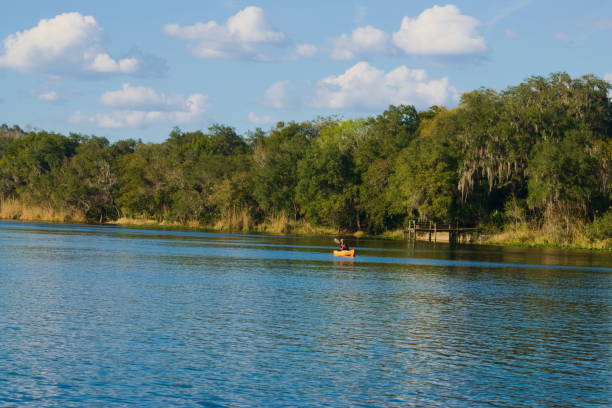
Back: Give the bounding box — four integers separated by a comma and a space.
0, 221, 610, 407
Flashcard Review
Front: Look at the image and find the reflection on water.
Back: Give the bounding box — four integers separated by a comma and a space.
0, 221, 610, 407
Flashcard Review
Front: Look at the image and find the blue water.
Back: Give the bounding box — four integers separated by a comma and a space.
0, 221, 610, 407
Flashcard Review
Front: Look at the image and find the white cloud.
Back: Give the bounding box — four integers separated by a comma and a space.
554, 32, 572, 43
604, 73, 612, 82
0, 12, 152, 77
88, 53, 139, 73
330, 26, 390, 60
264, 80, 291, 109
294, 43, 318, 57
311, 5, 485, 61
227, 7, 284, 43
247, 112, 274, 125
38, 91, 58, 102
72, 88, 209, 128
393, 5, 487, 55
100, 83, 183, 109
313, 61, 459, 110
164, 6, 285, 60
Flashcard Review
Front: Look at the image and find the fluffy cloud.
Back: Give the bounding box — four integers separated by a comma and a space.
263, 80, 291, 109
313, 62, 459, 110
294, 43, 318, 58
88, 53, 139, 74
164, 6, 285, 60
554, 32, 572, 43
330, 26, 390, 60
392, 5, 487, 55
72, 84, 208, 128
0, 12, 152, 77
38, 91, 59, 102
247, 112, 274, 125
322, 5, 486, 61
100, 83, 183, 109
227, 7, 284, 43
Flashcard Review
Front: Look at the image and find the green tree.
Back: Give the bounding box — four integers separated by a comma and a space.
296, 120, 359, 229
355, 105, 420, 232
252, 121, 316, 220
0, 131, 78, 200
390, 108, 459, 223
527, 131, 599, 227
49, 137, 118, 222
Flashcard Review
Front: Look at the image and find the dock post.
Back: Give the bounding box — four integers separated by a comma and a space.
406, 219, 414, 242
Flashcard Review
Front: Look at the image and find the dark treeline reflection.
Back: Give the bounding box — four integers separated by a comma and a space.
1, 72, 610, 245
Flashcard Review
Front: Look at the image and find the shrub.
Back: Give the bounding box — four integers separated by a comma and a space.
586, 211, 612, 242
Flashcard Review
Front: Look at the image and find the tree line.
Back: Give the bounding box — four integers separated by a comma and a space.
1, 73, 610, 245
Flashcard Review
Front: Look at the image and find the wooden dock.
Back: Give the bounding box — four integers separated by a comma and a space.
404, 220, 479, 244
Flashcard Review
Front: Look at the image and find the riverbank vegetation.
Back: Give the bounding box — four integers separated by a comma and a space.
1, 72, 610, 248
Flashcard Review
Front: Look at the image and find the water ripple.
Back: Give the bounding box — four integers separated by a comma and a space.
0, 221, 610, 407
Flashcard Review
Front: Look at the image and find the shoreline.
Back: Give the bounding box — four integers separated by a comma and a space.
1, 216, 609, 251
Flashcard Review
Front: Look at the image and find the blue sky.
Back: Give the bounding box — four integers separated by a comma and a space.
1, 0, 611, 142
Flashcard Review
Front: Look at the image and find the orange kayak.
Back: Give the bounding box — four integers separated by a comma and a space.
333, 249, 355, 257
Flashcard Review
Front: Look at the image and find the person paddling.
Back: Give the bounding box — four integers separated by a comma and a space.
333, 238, 355, 257
338, 239, 349, 251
